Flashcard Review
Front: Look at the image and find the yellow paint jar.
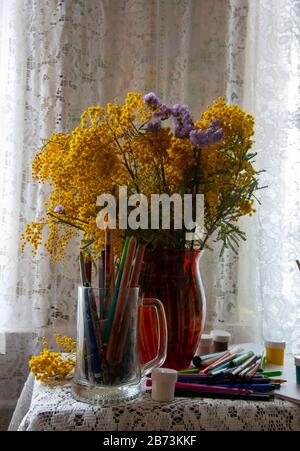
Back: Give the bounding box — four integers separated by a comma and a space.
265, 340, 286, 365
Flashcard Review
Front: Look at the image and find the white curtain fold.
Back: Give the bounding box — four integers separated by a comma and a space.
0, 0, 299, 353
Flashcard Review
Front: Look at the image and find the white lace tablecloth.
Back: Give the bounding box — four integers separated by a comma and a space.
8, 374, 300, 431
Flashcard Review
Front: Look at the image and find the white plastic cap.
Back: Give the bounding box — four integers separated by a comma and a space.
211, 330, 231, 343
294, 356, 300, 366
151, 368, 178, 402
265, 340, 286, 349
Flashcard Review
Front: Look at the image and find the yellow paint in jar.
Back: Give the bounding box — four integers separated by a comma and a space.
265, 340, 286, 365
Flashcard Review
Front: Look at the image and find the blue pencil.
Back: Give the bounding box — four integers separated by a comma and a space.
83, 289, 102, 380
176, 375, 271, 384
175, 390, 273, 401
219, 384, 280, 392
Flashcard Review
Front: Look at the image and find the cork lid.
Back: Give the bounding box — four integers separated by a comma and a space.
211, 330, 231, 343
200, 334, 213, 344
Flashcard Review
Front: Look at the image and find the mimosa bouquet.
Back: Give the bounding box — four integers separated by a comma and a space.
21, 92, 261, 260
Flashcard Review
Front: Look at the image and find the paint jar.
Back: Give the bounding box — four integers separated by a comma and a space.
211, 330, 231, 353
195, 334, 213, 357
295, 356, 300, 384
265, 340, 286, 365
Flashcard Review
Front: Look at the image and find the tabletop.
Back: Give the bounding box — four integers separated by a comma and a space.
9, 373, 300, 431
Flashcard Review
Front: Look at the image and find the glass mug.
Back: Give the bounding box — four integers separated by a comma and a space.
72, 286, 167, 405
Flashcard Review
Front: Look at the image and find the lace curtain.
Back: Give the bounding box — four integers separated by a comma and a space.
240, 0, 300, 353
0, 0, 299, 352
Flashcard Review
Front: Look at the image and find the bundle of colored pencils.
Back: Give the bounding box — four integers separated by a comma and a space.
148, 348, 286, 401
79, 235, 146, 384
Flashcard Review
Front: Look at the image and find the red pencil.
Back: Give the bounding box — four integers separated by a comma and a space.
201, 348, 241, 374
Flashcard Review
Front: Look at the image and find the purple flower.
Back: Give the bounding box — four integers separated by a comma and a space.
189, 129, 202, 146
143, 92, 160, 108
170, 104, 181, 116
143, 97, 173, 131
167, 103, 195, 138
143, 119, 161, 132
171, 104, 190, 117
143, 97, 205, 140
189, 122, 224, 147
174, 124, 186, 138
153, 103, 172, 120
190, 129, 214, 146
210, 118, 222, 128
54, 205, 64, 213
213, 128, 224, 141
189, 117, 225, 147
174, 119, 194, 138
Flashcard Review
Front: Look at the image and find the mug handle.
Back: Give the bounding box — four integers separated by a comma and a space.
141, 298, 168, 377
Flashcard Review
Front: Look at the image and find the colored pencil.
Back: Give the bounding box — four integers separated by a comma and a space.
200, 351, 230, 368
269, 379, 287, 384
192, 352, 225, 367
83, 288, 102, 380
83, 338, 94, 384
146, 379, 253, 395
255, 354, 263, 372
79, 253, 103, 380
230, 351, 255, 367
201, 348, 242, 374
239, 360, 259, 377
176, 375, 273, 385
200, 351, 232, 372
88, 288, 104, 351
108, 240, 115, 301
219, 384, 280, 392
114, 243, 146, 363
77, 292, 93, 384
79, 252, 88, 286
85, 254, 92, 286
245, 362, 261, 378
103, 236, 130, 343
230, 354, 257, 376
98, 255, 104, 289
208, 362, 231, 376
96, 254, 105, 318
104, 229, 111, 294
174, 390, 274, 401
106, 236, 137, 361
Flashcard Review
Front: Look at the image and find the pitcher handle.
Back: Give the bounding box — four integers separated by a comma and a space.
141, 298, 168, 377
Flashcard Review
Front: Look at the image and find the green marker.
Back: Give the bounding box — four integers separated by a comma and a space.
259, 370, 282, 377
230, 351, 254, 367
178, 368, 200, 374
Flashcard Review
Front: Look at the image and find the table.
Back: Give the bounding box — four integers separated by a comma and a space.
9, 373, 300, 431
